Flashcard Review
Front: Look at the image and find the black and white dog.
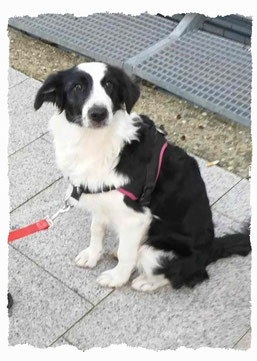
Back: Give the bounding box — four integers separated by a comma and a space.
34, 62, 251, 291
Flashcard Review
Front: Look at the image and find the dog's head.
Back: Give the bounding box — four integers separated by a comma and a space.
34, 62, 140, 128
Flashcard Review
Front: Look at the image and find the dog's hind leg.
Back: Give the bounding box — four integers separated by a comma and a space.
132, 245, 170, 291
132, 273, 169, 292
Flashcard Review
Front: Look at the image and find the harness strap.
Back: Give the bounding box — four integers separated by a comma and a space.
155, 141, 168, 183
138, 141, 168, 206
117, 188, 138, 200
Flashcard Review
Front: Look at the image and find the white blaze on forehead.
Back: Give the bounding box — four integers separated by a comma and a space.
77, 62, 113, 126
77, 62, 107, 79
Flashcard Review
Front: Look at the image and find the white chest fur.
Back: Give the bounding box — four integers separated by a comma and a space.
49, 110, 139, 192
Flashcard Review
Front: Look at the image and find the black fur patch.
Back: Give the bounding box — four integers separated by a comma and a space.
115, 115, 155, 212
34, 66, 93, 125
101, 65, 140, 113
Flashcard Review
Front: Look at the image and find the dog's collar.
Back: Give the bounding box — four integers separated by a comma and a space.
70, 184, 116, 201
69, 128, 168, 207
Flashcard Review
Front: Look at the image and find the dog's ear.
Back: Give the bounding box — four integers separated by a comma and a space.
120, 72, 140, 114
34, 72, 64, 111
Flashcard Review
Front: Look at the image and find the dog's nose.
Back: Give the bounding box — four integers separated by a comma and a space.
88, 106, 108, 122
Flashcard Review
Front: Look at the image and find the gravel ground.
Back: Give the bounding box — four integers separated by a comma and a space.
8, 27, 252, 178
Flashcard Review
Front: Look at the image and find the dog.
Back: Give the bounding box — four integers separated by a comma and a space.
34, 62, 251, 291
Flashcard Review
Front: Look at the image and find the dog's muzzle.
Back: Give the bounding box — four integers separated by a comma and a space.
88, 105, 108, 127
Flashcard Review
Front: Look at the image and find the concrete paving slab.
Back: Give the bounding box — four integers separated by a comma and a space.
10, 177, 116, 305
8, 246, 92, 347
64, 259, 250, 349
63, 213, 250, 350
212, 179, 250, 224
8, 67, 28, 88
191, 154, 241, 205
212, 209, 247, 236
8, 138, 61, 211
234, 329, 251, 350
8, 76, 54, 155
9, 176, 250, 349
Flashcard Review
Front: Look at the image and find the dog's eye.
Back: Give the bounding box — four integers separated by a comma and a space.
104, 81, 113, 91
73, 83, 83, 91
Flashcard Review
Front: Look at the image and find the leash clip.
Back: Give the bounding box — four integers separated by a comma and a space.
45, 201, 73, 228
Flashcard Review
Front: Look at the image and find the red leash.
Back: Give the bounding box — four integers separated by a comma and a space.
8, 202, 72, 243
8, 219, 50, 243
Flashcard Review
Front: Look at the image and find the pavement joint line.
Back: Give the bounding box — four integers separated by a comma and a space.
62, 335, 75, 345
41, 135, 52, 144
210, 177, 245, 208
57, 336, 75, 347
48, 288, 115, 347
10, 176, 63, 214
8, 242, 95, 307
8, 131, 50, 158
232, 327, 251, 348
9, 76, 30, 90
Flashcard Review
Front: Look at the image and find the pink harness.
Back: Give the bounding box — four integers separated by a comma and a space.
118, 141, 168, 201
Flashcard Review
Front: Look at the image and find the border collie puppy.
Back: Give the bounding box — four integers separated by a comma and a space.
34, 62, 251, 291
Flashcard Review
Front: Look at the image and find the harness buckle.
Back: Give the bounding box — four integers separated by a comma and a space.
139, 183, 155, 207
70, 186, 83, 201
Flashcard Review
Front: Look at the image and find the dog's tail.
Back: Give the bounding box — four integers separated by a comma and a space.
208, 222, 251, 265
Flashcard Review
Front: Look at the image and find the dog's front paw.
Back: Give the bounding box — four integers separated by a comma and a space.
96, 268, 129, 288
75, 247, 102, 268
